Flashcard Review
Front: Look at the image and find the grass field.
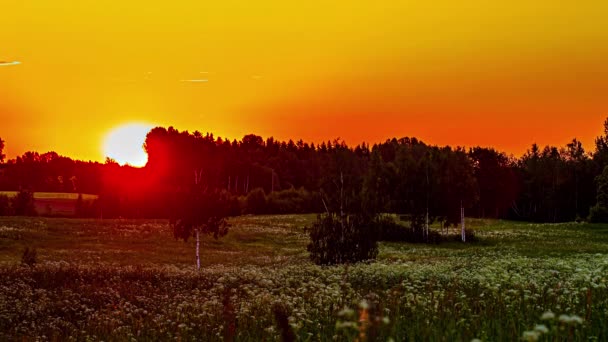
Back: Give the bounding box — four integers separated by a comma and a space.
0, 192, 98, 200
0, 215, 607, 341
0, 192, 98, 216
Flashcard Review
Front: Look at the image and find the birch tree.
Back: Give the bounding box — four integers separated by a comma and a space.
172, 170, 229, 270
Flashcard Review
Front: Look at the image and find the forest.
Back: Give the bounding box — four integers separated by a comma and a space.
2, 119, 608, 224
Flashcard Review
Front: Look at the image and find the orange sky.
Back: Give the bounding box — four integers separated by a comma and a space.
1, 1, 608, 161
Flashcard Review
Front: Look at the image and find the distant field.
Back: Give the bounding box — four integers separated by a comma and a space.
0, 215, 607, 340
0, 191, 98, 200
0, 191, 98, 216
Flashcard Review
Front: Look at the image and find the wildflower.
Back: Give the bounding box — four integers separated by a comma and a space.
522, 330, 539, 341
534, 324, 548, 334
570, 315, 583, 324
541, 311, 555, 320
337, 307, 354, 318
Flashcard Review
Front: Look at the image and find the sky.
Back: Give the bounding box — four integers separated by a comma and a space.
1, 1, 608, 161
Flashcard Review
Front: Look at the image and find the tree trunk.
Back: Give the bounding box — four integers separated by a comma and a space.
196, 228, 200, 270
461, 201, 466, 242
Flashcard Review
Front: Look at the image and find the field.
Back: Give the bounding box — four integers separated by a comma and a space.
0, 192, 98, 216
0, 216, 607, 341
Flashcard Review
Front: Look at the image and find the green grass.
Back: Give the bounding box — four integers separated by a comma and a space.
0, 215, 607, 341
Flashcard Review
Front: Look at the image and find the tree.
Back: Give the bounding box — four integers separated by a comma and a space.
308, 142, 379, 264
589, 166, 608, 222
307, 212, 378, 265
0, 137, 5, 163
594, 118, 608, 170
172, 184, 230, 270
468, 147, 517, 218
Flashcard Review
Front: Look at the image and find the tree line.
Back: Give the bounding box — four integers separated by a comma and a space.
3, 119, 608, 223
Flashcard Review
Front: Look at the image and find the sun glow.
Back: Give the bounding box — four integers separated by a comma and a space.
103, 123, 154, 167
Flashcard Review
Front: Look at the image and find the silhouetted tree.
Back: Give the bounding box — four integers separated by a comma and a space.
468, 147, 518, 218
0, 137, 5, 163
594, 118, 608, 170
172, 184, 230, 270
307, 170, 379, 265
589, 166, 608, 222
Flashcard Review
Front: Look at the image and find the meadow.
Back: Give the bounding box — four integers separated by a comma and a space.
0, 215, 607, 341
0, 192, 98, 217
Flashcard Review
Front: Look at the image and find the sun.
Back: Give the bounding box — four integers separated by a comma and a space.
103, 123, 154, 167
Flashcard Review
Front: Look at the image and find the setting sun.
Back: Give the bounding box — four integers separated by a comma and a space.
103, 123, 154, 167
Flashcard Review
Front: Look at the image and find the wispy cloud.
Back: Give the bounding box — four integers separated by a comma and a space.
180, 79, 208, 83
0, 61, 21, 67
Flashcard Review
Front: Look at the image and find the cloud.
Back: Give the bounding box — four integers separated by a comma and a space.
0, 61, 21, 67
180, 79, 208, 83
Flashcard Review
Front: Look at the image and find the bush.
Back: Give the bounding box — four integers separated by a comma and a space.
0, 194, 11, 216
588, 205, 608, 223
375, 215, 442, 243
307, 214, 379, 265
375, 215, 478, 243
220, 190, 244, 216
21, 247, 37, 267
12, 189, 36, 216
267, 187, 313, 214
245, 188, 267, 214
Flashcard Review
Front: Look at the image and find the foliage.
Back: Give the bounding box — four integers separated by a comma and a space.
307, 214, 379, 265
266, 187, 320, 214
12, 189, 36, 216
589, 166, 608, 222
4, 118, 608, 223
172, 187, 230, 242
0, 136, 5, 163
513, 140, 597, 222
245, 188, 267, 214
375, 215, 442, 243
0, 194, 11, 216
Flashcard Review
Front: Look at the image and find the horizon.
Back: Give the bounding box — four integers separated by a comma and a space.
2, 1, 608, 162
1, 123, 603, 165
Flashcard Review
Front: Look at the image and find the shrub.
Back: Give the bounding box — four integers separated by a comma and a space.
442, 228, 479, 243
0, 194, 11, 216
307, 214, 379, 265
21, 247, 37, 267
267, 187, 313, 214
375, 215, 442, 243
220, 190, 244, 216
12, 189, 36, 216
588, 205, 608, 223
245, 188, 267, 214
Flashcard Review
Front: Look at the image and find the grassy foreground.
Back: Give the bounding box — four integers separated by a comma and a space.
0, 215, 607, 341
